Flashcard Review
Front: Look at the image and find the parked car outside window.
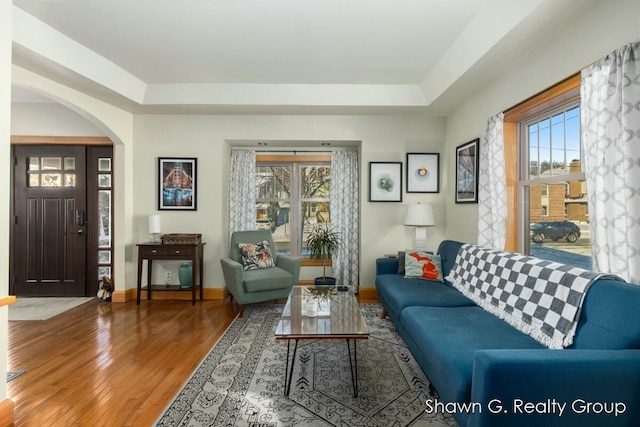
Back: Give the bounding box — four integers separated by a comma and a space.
256, 218, 273, 230
530, 221, 581, 243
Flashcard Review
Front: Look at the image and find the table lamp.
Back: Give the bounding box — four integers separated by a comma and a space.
148, 214, 162, 243
404, 203, 434, 250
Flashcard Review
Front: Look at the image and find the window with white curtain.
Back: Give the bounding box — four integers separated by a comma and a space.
519, 100, 591, 269
256, 160, 331, 256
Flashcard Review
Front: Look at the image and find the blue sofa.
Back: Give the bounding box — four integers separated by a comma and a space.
376, 240, 640, 427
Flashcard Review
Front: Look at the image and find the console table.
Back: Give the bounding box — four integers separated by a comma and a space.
136, 242, 205, 305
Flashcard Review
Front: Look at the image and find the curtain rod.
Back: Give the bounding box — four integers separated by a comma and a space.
255, 150, 332, 154
231, 147, 356, 153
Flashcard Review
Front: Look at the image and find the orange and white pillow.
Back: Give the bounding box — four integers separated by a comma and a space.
404, 250, 444, 282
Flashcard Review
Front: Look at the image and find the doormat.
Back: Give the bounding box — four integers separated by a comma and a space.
8, 297, 95, 321
7, 370, 26, 382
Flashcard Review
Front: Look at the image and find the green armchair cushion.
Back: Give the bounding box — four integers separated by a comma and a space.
243, 267, 294, 292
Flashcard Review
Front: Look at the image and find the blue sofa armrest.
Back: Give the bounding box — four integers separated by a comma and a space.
468, 349, 640, 427
376, 258, 398, 275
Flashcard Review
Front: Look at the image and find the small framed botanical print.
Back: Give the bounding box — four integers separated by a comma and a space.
369, 162, 402, 202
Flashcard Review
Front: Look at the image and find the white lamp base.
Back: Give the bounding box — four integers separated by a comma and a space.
414, 227, 427, 250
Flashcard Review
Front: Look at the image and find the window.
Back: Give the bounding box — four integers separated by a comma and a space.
519, 100, 591, 269
97, 157, 113, 279
256, 158, 331, 256
27, 156, 77, 187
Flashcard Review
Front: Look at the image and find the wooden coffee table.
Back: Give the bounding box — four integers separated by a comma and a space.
275, 286, 369, 397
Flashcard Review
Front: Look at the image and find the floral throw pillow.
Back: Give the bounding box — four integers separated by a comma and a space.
239, 240, 275, 270
404, 250, 444, 282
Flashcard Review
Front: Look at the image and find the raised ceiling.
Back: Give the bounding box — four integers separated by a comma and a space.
11, 0, 596, 114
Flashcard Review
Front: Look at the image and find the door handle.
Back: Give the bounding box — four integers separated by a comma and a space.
75, 210, 86, 226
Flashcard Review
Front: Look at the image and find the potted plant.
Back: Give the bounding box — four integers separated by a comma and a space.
305, 224, 342, 286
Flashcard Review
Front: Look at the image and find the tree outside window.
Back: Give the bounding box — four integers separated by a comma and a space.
256, 162, 331, 256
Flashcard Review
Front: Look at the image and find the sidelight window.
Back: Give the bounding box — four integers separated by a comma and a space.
96, 157, 113, 280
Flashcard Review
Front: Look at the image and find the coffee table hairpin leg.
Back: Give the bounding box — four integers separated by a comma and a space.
284, 339, 299, 397
347, 339, 359, 398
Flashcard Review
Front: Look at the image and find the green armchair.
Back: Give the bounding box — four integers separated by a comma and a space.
220, 230, 300, 316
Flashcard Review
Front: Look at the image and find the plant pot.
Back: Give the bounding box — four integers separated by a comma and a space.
179, 262, 192, 288
314, 277, 336, 286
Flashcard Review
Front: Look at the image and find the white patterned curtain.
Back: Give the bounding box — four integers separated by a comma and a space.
330, 151, 359, 291
477, 112, 506, 249
581, 41, 640, 284
229, 150, 256, 233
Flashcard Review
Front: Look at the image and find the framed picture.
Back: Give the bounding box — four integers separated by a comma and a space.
455, 138, 480, 203
369, 162, 402, 202
406, 153, 439, 193
158, 157, 197, 210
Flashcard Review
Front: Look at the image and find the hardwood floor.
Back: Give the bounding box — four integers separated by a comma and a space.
8, 294, 378, 426
8, 299, 237, 426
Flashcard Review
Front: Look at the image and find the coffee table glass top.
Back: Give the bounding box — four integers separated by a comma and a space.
275, 286, 369, 338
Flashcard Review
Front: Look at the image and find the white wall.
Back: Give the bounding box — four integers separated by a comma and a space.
11, 102, 105, 136
133, 114, 447, 290
445, 0, 640, 244
11, 101, 446, 294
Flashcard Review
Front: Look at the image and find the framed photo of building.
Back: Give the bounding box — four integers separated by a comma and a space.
158, 157, 197, 210
406, 153, 439, 193
369, 162, 402, 202
455, 139, 479, 203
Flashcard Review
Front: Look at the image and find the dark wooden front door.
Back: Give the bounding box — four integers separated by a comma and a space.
13, 145, 88, 296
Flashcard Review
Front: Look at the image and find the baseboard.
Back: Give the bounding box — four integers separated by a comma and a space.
111, 284, 374, 302
0, 399, 14, 427
111, 288, 136, 302
358, 287, 377, 299
111, 288, 228, 302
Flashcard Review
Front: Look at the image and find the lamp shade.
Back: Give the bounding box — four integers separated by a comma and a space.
148, 214, 162, 234
404, 203, 435, 227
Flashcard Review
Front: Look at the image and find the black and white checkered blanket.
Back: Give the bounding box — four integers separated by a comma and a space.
445, 244, 617, 349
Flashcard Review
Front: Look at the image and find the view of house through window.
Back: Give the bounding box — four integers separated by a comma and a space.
256, 161, 331, 256
520, 103, 591, 269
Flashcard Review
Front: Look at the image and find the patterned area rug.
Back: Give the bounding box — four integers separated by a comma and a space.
8, 297, 95, 321
155, 304, 457, 427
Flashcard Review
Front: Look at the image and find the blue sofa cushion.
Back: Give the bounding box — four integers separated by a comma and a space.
401, 305, 546, 405
376, 258, 399, 276
376, 274, 475, 319
570, 279, 640, 349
